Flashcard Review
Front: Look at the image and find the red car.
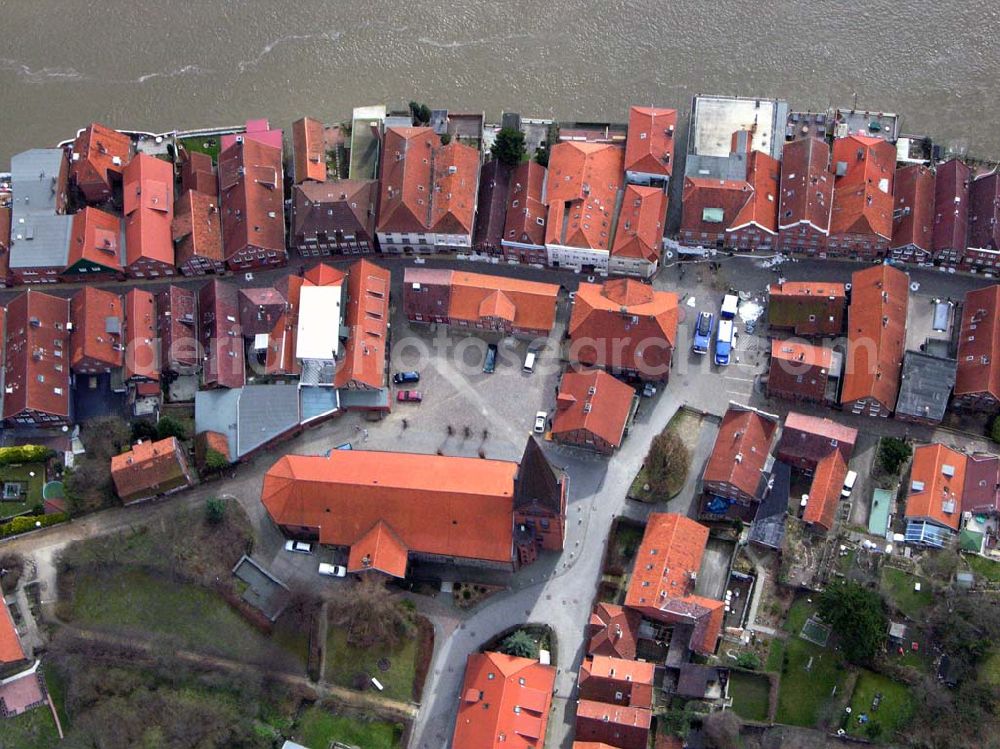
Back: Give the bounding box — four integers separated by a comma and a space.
396, 390, 423, 403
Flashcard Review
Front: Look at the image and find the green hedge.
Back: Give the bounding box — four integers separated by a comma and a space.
0, 445, 55, 467
0, 513, 69, 538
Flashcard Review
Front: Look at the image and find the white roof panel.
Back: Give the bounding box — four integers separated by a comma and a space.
296, 285, 342, 361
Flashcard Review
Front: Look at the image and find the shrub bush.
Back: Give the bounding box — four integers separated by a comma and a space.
0, 512, 69, 538
0, 445, 54, 466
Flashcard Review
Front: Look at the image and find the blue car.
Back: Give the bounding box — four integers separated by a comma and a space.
392, 371, 420, 385
715, 319, 734, 366
693, 311, 713, 355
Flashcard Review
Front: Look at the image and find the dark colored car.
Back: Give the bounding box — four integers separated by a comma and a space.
392, 371, 420, 385
396, 390, 423, 403
483, 344, 498, 374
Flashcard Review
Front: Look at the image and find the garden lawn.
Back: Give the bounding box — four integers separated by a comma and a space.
846, 670, 914, 740
295, 707, 402, 749
325, 626, 417, 702
982, 650, 1000, 686
766, 638, 785, 673
1, 706, 61, 748
0, 463, 45, 519
177, 136, 221, 162
783, 595, 816, 635
965, 554, 1000, 583
881, 567, 932, 619
775, 636, 847, 727
628, 410, 698, 501
728, 670, 770, 721
68, 569, 298, 668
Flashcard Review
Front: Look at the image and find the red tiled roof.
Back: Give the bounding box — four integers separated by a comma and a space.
703, 405, 778, 500
568, 280, 678, 377
573, 744, 619, 749
292, 117, 327, 183
262, 451, 519, 566
220, 119, 283, 152
969, 172, 1000, 251
293, 180, 378, 246
681, 177, 753, 236
173, 189, 224, 267
768, 281, 846, 300
179, 150, 217, 196
545, 142, 624, 250
840, 264, 909, 410
892, 165, 935, 251
346, 520, 409, 577
219, 139, 285, 259
263, 274, 305, 376
579, 655, 655, 709
503, 161, 547, 247
932, 158, 971, 252
70, 122, 131, 201
829, 135, 895, 239
335, 259, 390, 391
624, 513, 724, 654
962, 454, 1000, 514
778, 137, 833, 233
802, 450, 848, 531
575, 699, 652, 731
955, 284, 1000, 401
452, 651, 555, 749
587, 602, 641, 660
123, 153, 175, 269
552, 369, 634, 449
124, 289, 158, 381
777, 412, 858, 464
68, 207, 123, 273
906, 443, 967, 530
474, 160, 512, 249
2, 290, 71, 421
0, 595, 25, 664
729, 151, 780, 234
70, 286, 123, 371
770, 338, 833, 369
612, 185, 666, 262
157, 285, 197, 371
303, 262, 347, 287
198, 279, 245, 389
624, 106, 677, 178
377, 127, 479, 237
110, 437, 189, 503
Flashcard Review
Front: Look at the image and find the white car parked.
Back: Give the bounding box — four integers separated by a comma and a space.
318, 563, 346, 577
534, 411, 548, 434
284, 540, 312, 554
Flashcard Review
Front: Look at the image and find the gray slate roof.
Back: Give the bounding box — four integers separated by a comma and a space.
895, 350, 957, 423
9, 149, 71, 269
195, 384, 301, 461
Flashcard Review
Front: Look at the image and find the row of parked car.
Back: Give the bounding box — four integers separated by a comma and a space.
693, 294, 739, 366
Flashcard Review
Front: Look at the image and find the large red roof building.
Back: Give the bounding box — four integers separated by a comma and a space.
122, 153, 176, 278
776, 137, 833, 254
157, 285, 198, 376
218, 139, 286, 270
575, 656, 654, 749
890, 164, 935, 262
69, 122, 132, 204
199, 279, 245, 389
451, 652, 555, 749
574, 701, 651, 749
69, 287, 123, 375
586, 602, 641, 661
501, 160, 548, 264
840, 264, 909, 416
702, 404, 778, 507
767, 339, 835, 404
291, 116, 327, 184
968, 172, 1000, 270
173, 189, 225, 275
953, 284, 1000, 411
111, 436, 194, 504
334, 259, 391, 395
65, 206, 123, 279
826, 135, 895, 257
680, 176, 752, 250
905, 443, 966, 545
292, 180, 378, 255
623, 106, 677, 188
551, 369, 636, 454
610, 184, 667, 279
568, 279, 678, 382
2, 290, 71, 426
624, 513, 725, 655
123, 289, 158, 383
766, 281, 846, 336
376, 127, 480, 253
726, 151, 780, 251
932, 158, 971, 266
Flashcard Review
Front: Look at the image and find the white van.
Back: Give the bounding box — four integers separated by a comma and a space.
841, 470, 859, 498
721, 294, 739, 320
523, 350, 537, 373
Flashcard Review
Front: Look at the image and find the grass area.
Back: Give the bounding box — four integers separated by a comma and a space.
783, 594, 816, 635
766, 638, 785, 672
294, 706, 402, 749
982, 650, 1000, 686
0, 462, 45, 519
845, 670, 915, 740
728, 670, 771, 721
1, 705, 61, 748
68, 569, 298, 668
41, 661, 71, 730
965, 553, 1000, 583
628, 410, 698, 501
775, 636, 847, 727
325, 626, 417, 703
881, 567, 932, 619
177, 136, 221, 163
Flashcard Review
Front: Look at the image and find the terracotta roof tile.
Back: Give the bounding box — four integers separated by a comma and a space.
293, 180, 377, 247
568, 280, 678, 378
767, 281, 847, 335
2, 290, 71, 422
954, 284, 1000, 401
729, 151, 780, 234
575, 699, 652, 732
262, 451, 519, 567
586, 602, 641, 660
770, 338, 833, 369
474, 160, 513, 249
292, 117, 327, 184
68, 207, 123, 273
124, 289, 158, 381
969, 172, 1000, 251
624, 513, 724, 654
778, 137, 833, 232
829, 135, 895, 239
681, 176, 753, 237
802, 450, 848, 531
905, 443, 967, 530
220, 119, 283, 153
932, 158, 971, 252
179, 150, 217, 196
452, 652, 555, 749
840, 264, 908, 410
264, 274, 305, 376
0, 596, 25, 664
303, 262, 347, 287
218, 139, 285, 260
892, 165, 935, 251
612, 185, 666, 262
777, 412, 858, 464
198, 279, 245, 389
579, 655, 655, 708
545, 142, 624, 250
624, 106, 677, 178
552, 369, 634, 449
173, 189, 224, 268
70, 122, 131, 202
111, 437, 191, 503
157, 285, 197, 372
334, 259, 390, 391
70, 286, 123, 372
503, 161, 547, 247
346, 520, 409, 577
123, 153, 175, 270
703, 405, 778, 500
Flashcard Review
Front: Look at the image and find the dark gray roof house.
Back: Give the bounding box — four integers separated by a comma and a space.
895, 350, 957, 425
195, 384, 301, 462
